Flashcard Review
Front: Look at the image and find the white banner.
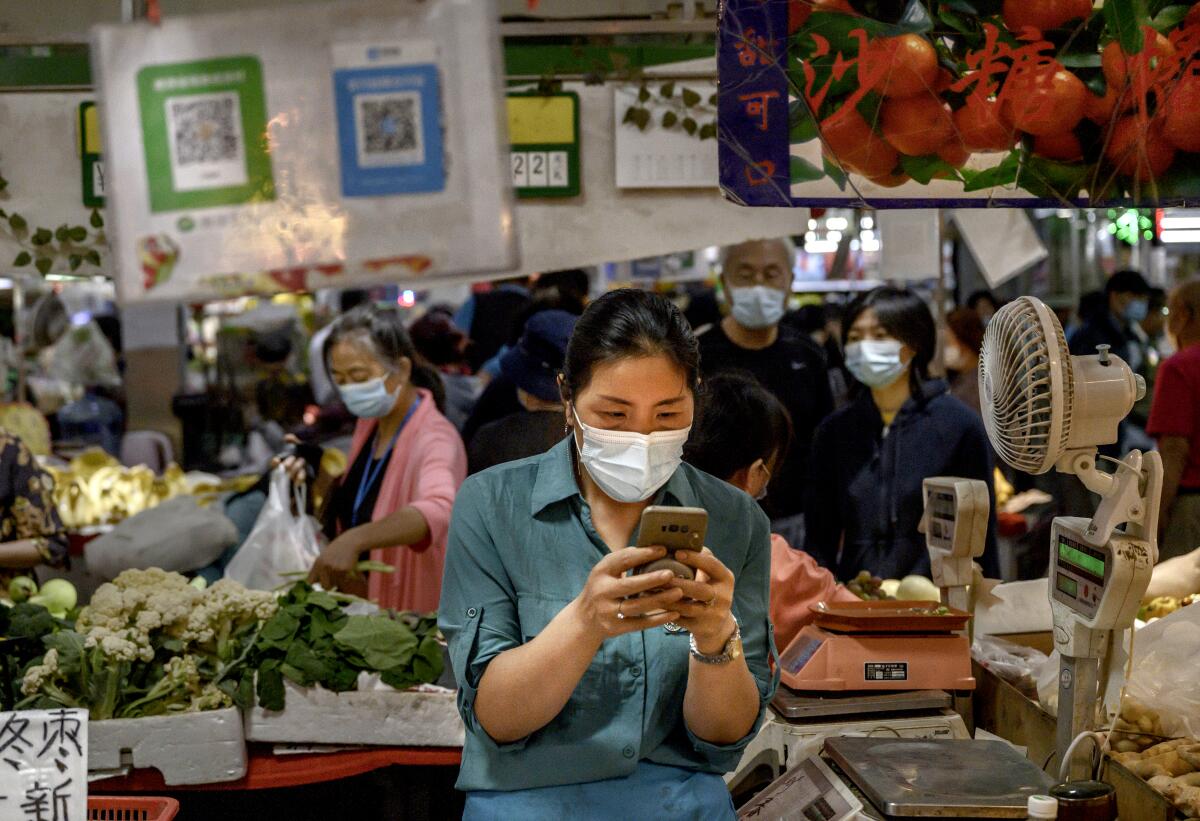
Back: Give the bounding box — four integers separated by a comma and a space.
91, 0, 515, 305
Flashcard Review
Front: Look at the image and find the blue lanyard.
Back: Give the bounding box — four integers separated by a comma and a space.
352, 397, 421, 527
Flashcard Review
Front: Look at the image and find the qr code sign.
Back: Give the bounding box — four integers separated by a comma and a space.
355, 91, 425, 168
165, 91, 248, 191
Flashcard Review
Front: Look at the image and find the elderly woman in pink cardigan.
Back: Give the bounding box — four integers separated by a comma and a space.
288, 303, 466, 612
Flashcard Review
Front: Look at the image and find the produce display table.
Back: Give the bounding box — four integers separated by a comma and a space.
92, 743, 462, 791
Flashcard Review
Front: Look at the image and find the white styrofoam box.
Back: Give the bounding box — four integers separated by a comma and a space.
245, 681, 464, 747
89, 707, 247, 785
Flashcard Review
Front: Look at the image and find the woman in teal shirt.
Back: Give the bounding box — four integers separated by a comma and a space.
440, 289, 776, 819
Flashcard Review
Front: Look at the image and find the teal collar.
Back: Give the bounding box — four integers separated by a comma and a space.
530, 436, 701, 515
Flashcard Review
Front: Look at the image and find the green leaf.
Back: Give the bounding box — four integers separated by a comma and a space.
31, 228, 52, 246
54, 225, 69, 243
901, 154, 959, 185
708, 93, 718, 105
823, 154, 849, 192
637, 85, 651, 103
1060, 53, 1103, 67
1104, 0, 1148, 54
12, 252, 31, 267
698, 123, 717, 140
938, 8, 975, 35
305, 590, 342, 612
0, 176, 7, 192
790, 100, 820, 144
681, 88, 702, 108
790, 155, 825, 183
42, 631, 86, 671
68, 255, 81, 272
855, 91, 883, 130
84, 249, 101, 267
256, 662, 285, 711
34, 256, 52, 276
662, 111, 678, 129
334, 615, 418, 671
8, 214, 27, 232
285, 641, 332, 682
940, 0, 980, 10
90, 208, 104, 229
68, 226, 87, 242
1019, 156, 1093, 200
623, 106, 651, 130
659, 82, 675, 99
961, 151, 1020, 192
1151, 4, 1191, 31
682, 117, 698, 136
257, 610, 301, 649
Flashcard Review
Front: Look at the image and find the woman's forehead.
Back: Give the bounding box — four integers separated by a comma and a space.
330, 339, 381, 367
580, 354, 691, 403
850, 308, 884, 333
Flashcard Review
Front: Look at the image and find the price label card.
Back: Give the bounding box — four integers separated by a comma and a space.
0, 708, 88, 821
507, 92, 580, 198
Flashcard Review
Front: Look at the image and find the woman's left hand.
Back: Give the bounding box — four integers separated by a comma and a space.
668, 547, 737, 655
308, 531, 365, 592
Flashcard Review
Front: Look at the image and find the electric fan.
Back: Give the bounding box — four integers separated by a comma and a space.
979, 296, 1163, 776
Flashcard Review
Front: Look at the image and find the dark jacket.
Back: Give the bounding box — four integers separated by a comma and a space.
804, 380, 999, 581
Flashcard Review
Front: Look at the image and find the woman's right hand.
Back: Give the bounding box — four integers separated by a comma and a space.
573, 546, 684, 642
272, 434, 309, 485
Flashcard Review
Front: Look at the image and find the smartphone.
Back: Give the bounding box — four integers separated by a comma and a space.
629, 505, 708, 582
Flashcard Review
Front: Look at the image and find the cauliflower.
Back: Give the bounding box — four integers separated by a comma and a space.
181, 579, 277, 647
21, 648, 59, 695
77, 568, 202, 662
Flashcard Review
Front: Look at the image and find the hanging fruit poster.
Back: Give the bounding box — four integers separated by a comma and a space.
718, 0, 1200, 208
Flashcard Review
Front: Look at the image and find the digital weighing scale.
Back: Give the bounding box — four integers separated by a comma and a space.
922, 477, 990, 613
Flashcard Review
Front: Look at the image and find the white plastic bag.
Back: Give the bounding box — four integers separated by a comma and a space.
1124, 605, 1200, 739
224, 467, 323, 590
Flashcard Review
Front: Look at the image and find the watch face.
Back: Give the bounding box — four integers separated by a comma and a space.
728, 635, 744, 660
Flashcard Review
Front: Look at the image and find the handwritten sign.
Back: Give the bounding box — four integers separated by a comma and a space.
0, 709, 88, 821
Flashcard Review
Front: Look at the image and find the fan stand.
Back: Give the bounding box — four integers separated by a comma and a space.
1051, 447, 1163, 778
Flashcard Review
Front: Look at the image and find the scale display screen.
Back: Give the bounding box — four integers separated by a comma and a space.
781, 635, 825, 675
1056, 573, 1078, 598
927, 491, 957, 546
1058, 538, 1106, 581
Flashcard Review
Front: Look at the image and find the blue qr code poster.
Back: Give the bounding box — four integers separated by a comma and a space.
333, 62, 445, 197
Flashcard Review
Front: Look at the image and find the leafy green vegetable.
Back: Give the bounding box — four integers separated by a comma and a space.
7, 602, 55, 639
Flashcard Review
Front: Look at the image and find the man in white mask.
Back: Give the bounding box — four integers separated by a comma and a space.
696, 238, 832, 546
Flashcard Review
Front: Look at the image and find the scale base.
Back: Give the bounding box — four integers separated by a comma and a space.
779, 625, 976, 692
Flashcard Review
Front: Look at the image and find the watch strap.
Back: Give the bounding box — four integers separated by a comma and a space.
689, 616, 740, 664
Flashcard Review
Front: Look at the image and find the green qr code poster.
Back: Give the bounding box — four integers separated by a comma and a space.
137, 56, 275, 213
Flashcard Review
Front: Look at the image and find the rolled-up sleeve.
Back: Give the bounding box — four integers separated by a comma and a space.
686, 502, 778, 766
407, 428, 467, 552
439, 477, 526, 750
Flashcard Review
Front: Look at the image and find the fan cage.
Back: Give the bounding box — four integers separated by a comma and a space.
978, 297, 1074, 474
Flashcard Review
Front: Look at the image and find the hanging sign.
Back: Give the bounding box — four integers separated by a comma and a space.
507, 91, 580, 198
78, 102, 104, 208
91, 0, 515, 304
0, 708, 88, 821
718, 0, 1200, 208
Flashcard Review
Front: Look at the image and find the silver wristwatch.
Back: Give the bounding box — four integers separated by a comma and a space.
689, 616, 743, 665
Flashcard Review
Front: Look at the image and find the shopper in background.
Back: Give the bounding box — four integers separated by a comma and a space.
441, 289, 772, 817
944, 307, 985, 417
283, 303, 465, 611
455, 276, 532, 373
475, 269, 590, 382
468, 310, 575, 475
309, 289, 370, 407
1068, 269, 1152, 367
1147, 280, 1200, 561
783, 303, 851, 409
805, 287, 998, 581
409, 308, 482, 431
0, 430, 68, 591
684, 373, 857, 654
967, 289, 1001, 327
1128, 287, 1168, 449
697, 238, 832, 548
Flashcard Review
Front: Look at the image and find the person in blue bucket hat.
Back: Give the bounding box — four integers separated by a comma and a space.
467, 310, 578, 474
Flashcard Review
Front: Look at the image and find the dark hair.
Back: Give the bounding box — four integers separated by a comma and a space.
784, 304, 828, 336
562, 288, 699, 399
966, 289, 999, 313
1106, 269, 1151, 296
535, 269, 590, 305
1077, 289, 1106, 322
409, 311, 468, 368
507, 293, 586, 347
845, 286, 937, 399
325, 303, 446, 412
946, 307, 985, 356
1148, 287, 1167, 311
684, 373, 793, 482
339, 289, 370, 314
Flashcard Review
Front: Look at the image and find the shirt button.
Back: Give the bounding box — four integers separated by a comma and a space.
466, 607, 477, 617
622, 745, 635, 759
630, 666, 642, 678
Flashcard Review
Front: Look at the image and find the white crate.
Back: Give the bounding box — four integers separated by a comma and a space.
89, 706, 247, 785
244, 681, 464, 747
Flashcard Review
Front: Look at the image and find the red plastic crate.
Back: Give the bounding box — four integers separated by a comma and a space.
87, 796, 179, 821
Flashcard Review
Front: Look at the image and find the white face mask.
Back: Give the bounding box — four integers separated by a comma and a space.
573, 408, 690, 503
729, 286, 787, 330
845, 339, 908, 388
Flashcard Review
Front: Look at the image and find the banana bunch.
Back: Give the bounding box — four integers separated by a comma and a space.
46, 449, 236, 530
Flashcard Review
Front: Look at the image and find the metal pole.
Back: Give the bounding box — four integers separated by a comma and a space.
1057, 652, 1101, 780
933, 210, 948, 377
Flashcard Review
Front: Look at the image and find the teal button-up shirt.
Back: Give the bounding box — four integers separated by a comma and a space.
439, 438, 777, 793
